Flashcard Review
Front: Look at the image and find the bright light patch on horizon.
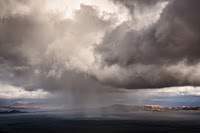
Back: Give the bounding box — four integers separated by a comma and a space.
149, 86, 200, 97
0, 82, 51, 99
124, 86, 200, 98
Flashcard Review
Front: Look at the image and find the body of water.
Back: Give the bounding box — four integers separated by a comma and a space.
0, 111, 200, 133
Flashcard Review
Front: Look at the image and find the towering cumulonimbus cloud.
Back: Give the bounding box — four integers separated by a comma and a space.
0, 0, 200, 96
0, 0, 118, 106
95, 0, 200, 88
0, 0, 113, 93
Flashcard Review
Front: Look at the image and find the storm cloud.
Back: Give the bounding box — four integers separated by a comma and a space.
0, 0, 200, 98
0, 0, 120, 107
95, 0, 200, 89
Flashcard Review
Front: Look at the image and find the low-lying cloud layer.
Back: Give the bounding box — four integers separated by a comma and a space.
0, 82, 50, 99
0, 0, 200, 105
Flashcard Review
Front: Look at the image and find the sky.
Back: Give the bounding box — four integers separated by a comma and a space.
0, 0, 200, 108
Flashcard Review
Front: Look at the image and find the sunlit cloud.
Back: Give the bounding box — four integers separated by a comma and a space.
0, 82, 51, 99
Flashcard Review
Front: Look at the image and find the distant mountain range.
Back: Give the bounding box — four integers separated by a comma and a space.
0, 110, 26, 114
0, 102, 55, 110
100, 104, 200, 112
1, 103, 200, 112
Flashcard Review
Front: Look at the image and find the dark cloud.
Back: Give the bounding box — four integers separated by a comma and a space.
0, 1, 120, 108
0, 1, 111, 88
1, 0, 200, 97
95, 0, 200, 89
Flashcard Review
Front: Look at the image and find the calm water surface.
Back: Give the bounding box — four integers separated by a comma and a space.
0, 111, 200, 133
